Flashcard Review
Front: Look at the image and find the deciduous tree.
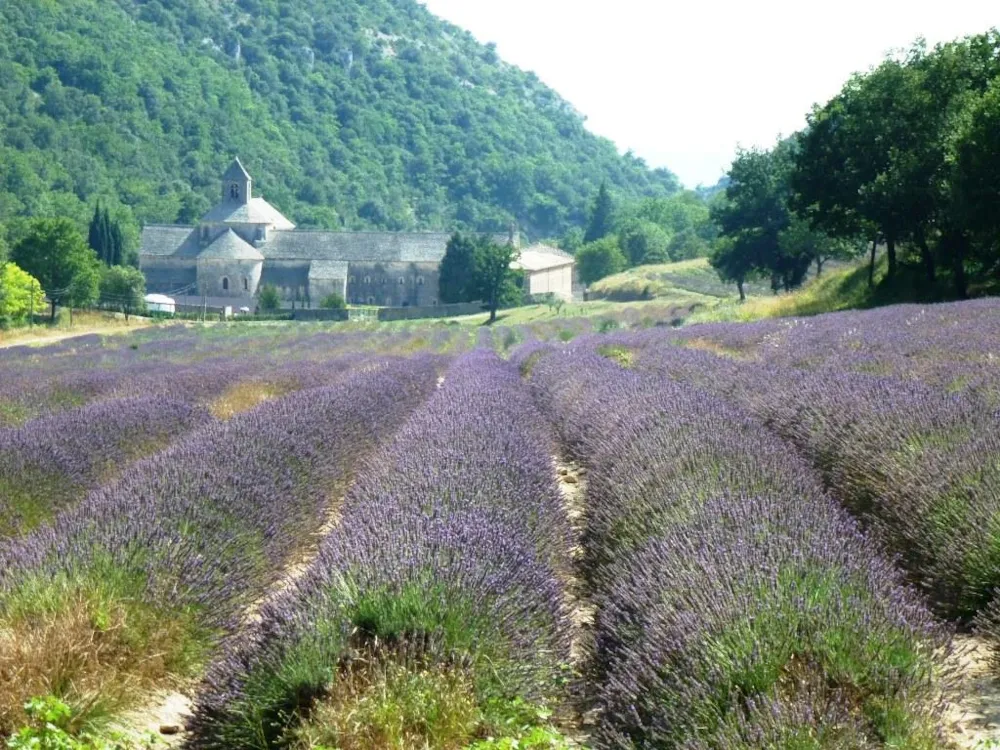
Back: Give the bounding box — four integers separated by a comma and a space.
99, 265, 147, 320
11, 218, 101, 320
576, 237, 627, 285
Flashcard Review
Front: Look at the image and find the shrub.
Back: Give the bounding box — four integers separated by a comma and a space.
319, 292, 346, 310
257, 284, 280, 311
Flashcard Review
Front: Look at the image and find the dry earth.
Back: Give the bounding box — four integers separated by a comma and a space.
943, 635, 1000, 748
115, 494, 347, 746
0, 320, 151, 349
554, 457, 597, 746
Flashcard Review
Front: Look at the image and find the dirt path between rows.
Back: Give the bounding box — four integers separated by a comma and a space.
554, 456, 597, 746
115, 496, 347, 746
942, 634, 1000, 748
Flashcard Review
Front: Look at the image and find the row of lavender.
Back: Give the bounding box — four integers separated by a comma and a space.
672, 298, 1000, 407
0, 324, 470, 426
187, 350, 575, 749
0, 357, 441, 734
519, 343, 945, 748
619, 332, 1000, 626
0, 348, 373, 542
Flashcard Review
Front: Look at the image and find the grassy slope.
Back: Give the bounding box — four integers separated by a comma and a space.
589, 258, 757, 302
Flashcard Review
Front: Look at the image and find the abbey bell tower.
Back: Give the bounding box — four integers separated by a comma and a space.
221, 157, 252, 205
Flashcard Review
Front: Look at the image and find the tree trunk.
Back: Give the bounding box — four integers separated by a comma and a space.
737, 280, 746, 303
952, 231, 969, 300
868, 238, 878, 288
916, 231, 935, 284
816, 257, 825, 278
886, 233, 897, 278
50, 299, 57, 322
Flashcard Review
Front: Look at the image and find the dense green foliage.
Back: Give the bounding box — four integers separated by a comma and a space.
98, 265, 146, 320
257, 284, 281, 311
439, 233, 521, 320
713, 31, 1000, 301
570, 185, 718, 285
87, 205, 129, 268
0, 0, 678, 243
319, 292, 347, 310
0, 263, 45, 324
709, 141, 861, 295
10, 219, 101, 319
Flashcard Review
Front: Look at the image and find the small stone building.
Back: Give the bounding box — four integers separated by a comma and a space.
514, 244, 576, 302
139, 159, 535, 308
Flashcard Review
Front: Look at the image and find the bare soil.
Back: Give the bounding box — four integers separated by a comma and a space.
943, 635, 1000, 748
114, 494, 347, 746
554, 456, 597, 745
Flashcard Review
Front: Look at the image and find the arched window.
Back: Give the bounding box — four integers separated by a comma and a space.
367, 296, 375, 305
398, 277, 405, 285
364, 276, 371, 284
349, 275, 356, 284
229, 183, 240, 199
222, 277, 230, 291
242, 277, 249, 292
417, 276, 425, 286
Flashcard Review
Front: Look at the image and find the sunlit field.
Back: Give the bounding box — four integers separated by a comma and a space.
2, 300, 1000, 748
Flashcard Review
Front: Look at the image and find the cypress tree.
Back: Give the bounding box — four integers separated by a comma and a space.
111, 220, 125, 267
584, 181, 615, 244
88, 202, 106, 264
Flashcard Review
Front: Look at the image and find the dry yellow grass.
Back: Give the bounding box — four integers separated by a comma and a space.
208, 380, 293, 420
0, 311, 153, 349
291, 654, 481, 750
0, 587, 200, 735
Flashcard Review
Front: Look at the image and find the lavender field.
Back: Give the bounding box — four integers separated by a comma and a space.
1, 303, 999, 749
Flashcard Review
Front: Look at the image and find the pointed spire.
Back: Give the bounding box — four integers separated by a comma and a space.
222, 158, 252, 205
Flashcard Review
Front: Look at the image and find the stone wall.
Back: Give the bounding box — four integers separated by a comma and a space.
195, 258, 263, 299
346, 262, 439, 307
378, 301, 483, 321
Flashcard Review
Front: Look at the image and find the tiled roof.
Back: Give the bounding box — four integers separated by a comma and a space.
309, 261, 349, 279
139, 226, 201, 258
198, 229, 265, 261
140, 225, 514, 265
512, 244, 576, 272
201, 198, 296, 229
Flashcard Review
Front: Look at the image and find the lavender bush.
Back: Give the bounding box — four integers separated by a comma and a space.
617, 334, 1000, 622
525, 345, 946, 748
0, 396, 213, 538
0, 357, 440, 733
186, 350, 573, 749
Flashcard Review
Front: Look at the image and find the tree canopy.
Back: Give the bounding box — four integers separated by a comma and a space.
99, 265, 146, 320
710, 32, 1000, 301
577, 237, 627, 286
439, 233, 521, 321
11, 218, 101, 319
0, 263, 45, 324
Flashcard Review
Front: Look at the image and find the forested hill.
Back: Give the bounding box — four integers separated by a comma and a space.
0, 0, 679, 243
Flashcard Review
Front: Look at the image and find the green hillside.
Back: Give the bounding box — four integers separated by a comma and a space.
0, 0, 679, 245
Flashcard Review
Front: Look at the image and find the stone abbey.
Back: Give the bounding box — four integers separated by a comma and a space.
139, 159, 575, 308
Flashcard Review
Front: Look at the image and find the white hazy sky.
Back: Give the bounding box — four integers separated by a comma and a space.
421, 0, 997, 188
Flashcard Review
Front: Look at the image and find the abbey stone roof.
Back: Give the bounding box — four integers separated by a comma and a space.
199, 229, 265, 261
140, 227, 512, 265
200, 197, 296, 229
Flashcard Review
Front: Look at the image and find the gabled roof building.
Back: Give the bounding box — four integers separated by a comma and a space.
139, 159, 574, 308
